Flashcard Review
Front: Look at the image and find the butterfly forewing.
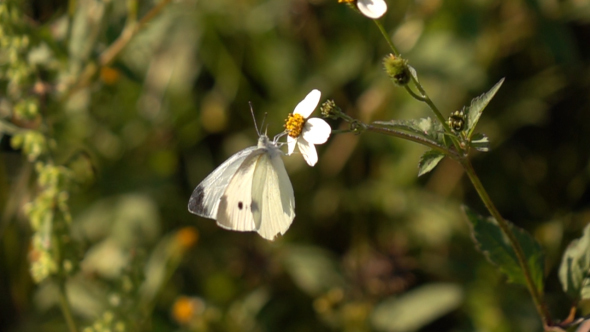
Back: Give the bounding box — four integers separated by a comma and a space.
215, 149, 266, 232
251, 149, 295, 240
188, 146, 257, 219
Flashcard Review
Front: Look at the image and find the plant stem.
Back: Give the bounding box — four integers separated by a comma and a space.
99, 0, 172, 66
373, 17, 553, 329
374, 20, 399, 57
63, 0, 173, 99
58, 280, 78, 332
460, 157, 552, 328
374, 20, 462, 152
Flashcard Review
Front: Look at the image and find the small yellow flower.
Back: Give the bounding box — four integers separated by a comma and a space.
176, 227, 199, 250
171, 296, 204, 325
284, 113, 305, 138
100, 66, 120, 85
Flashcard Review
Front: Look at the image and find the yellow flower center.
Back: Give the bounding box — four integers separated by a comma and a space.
338, 0, 354, 3
284, 113, 305, 138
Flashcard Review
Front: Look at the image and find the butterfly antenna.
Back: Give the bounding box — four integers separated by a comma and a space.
260, 112, 268, 136
249, 101, 261, 136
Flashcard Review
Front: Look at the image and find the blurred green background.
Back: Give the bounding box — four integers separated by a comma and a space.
1, 0, 590, 331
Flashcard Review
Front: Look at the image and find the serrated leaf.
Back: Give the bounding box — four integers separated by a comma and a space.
418, 150, 445, 177
371, 283, 463, 332
465, 78, 505, 139
470, 133, 490, 152
559, 223, 590, 300
373, 118, 433, 136
372, 117, 451, 149
463, 206, 544, 293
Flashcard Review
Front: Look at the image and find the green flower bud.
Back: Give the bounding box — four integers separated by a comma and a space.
447, 110, 466, 132
320, 99, 342, 119
383, 54, 410, 86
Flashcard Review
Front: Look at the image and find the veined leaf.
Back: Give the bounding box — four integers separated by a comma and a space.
373, 118, 433, 136
559, 223, 590, 300
470, 133, 490, 152
372, 117, 450, 148
418, 150, 445, 177
463, 206, 544, 293
465, 78, 505, 139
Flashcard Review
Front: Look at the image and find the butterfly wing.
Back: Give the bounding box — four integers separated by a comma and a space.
215, 148, 267, 231
251, 147, 295, 241
188, 146, 257, 219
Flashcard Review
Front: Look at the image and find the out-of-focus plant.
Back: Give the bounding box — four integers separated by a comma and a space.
2, 0, 590, 331
0, 1, 200, 331
314, 3, 590, 331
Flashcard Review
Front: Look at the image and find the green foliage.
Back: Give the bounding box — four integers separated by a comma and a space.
559, 223, 590, 300
463, 206, 545, 294
371, 283, 463, 332
282, 245, 345, 296
1, 0, 589, 331
470, 133, 490, 152
373, 117, 449, 148
417, 150, 445, 177
465, 78, 505, 140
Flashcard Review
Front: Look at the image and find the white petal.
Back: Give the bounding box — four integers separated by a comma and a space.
357, 0, 387, 19
293, 89, 321, 118
297, 138, 318, 167
302, 118, 331, 145
287, 136, 297, 155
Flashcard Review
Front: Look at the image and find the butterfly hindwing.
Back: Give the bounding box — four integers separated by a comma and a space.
251, 149, 295, 240
188, 146, 258, 219
216, 149, 266, 232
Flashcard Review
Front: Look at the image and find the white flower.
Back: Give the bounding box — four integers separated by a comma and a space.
357, 0, 387, 19
339, 0, 387, 19
284, 89, 331, 167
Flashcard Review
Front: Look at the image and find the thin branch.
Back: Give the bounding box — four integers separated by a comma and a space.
404, 85, 426, 102
58, 281, 78, 332
63, 0, 173, 99
461, 158, 553, 328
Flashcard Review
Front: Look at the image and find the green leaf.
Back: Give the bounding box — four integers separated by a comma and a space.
470, 133, 490, 152
418, 150, 445, 177
559, 223, 590, 300
463, 206, 544, 293
372, 117, 450, 148
281, 245, 344, 296
371, 283, 463, 332
465, 78, 505, 139
373, 117, 434, 137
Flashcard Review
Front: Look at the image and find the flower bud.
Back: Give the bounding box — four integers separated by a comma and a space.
320, 99, 342, 120
383, 54, 410, 86
448, 110, 466, 132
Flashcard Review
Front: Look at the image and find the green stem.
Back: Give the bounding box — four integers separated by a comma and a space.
460, 157, 552, 328
374, 20, 400, 57
373, 16, 553, 329
404, 85, 426, 102
374, 20, 462, 151
63, 0, 173, 100
58, 280, 78, 332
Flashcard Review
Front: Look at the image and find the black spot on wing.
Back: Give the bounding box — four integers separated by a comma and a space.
238, 201, 244, 210
188, 185, 207, 215
251, 200, 259, 213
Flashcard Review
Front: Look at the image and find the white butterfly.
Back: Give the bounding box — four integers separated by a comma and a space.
188, 123, 295, 241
